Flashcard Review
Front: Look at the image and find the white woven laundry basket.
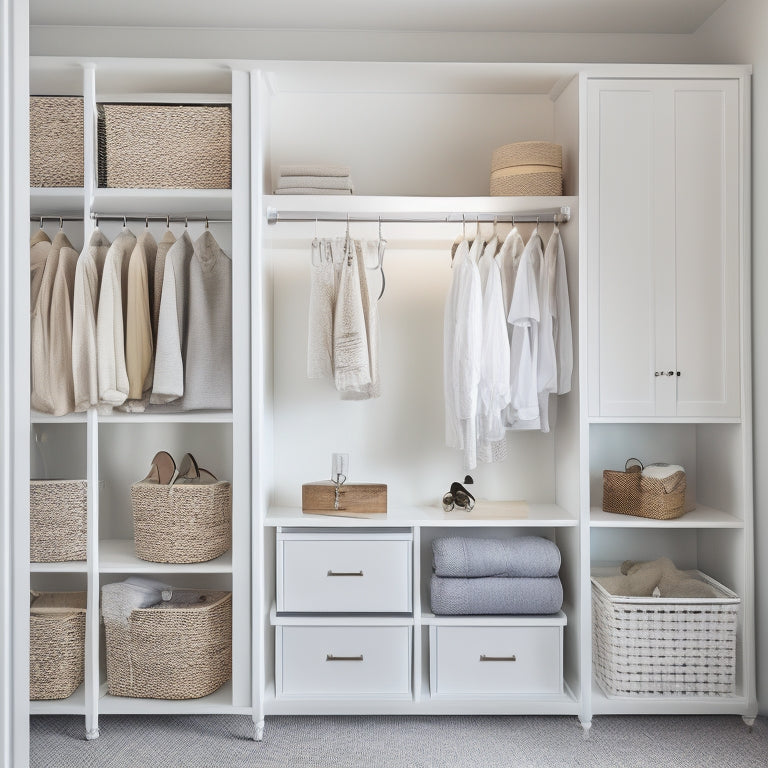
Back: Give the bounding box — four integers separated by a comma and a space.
591, 571, 739, 697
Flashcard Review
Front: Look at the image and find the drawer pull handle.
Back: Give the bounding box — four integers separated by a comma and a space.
327, 570, 364, 577
480, 654, 517, 662
326, 654, 364, 662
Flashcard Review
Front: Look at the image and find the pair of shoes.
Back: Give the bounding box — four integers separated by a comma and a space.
140, 452, 218, 485
441, 479, 475, 512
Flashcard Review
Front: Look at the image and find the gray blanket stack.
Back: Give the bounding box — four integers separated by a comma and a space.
430, 536, 563, 615
273, 164, 354, 195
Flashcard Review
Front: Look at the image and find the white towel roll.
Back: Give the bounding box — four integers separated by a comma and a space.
641, 463, 685, 480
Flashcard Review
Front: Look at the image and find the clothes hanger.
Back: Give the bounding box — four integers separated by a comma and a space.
376, 217, 386, 301
310, 218, 323, 267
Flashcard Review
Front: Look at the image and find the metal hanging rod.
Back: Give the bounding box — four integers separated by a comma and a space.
31, 214, 231, 224
265, 205, 570, 226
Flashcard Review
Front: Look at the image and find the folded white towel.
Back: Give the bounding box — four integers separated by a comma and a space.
273, 187, 352, 195
102, 577, 174, 627
277, 175, 353, 191
280, 164, 350, 177
641, 463, 685, 480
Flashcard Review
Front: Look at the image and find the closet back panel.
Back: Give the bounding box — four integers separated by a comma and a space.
269, 93, 555, 196
31, 424, 86, 480
270, 241, 557, 508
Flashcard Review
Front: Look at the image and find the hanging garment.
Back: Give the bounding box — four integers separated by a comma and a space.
152, 231, 194, 405
96, 228, 137, 407
341, 240, 380, 400
496, 226, 525, 322
31, 230, 78, 415
152, 229, 176, 349
181, 230, 232, 411
476, 236, 509, 464
72, 229, 111, 412
333, 234, 371, 394
536, 227, 558, 434
506, 231, 542, 430
445, 239, 482, 471
549, 226, 573, 395
30, 229, 50, 312
307, 238, 336, 380
125, 230, 158, 408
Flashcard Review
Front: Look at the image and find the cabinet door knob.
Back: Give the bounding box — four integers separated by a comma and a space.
479, 654, 517, 662
655, 371, 661, 377
667, 371, 675, 376
677, 371, 681, 376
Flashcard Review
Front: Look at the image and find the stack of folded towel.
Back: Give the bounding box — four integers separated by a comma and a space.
274, 164, 354, 195
101, 576, 174, 628
430, 536, 563, 615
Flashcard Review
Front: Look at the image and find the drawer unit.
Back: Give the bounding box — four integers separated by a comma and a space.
429, 623, 564, 697
276, 529, 412, 613
276, 625, 412, 698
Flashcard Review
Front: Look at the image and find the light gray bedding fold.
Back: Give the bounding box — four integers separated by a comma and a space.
432, 536, 561, 578
430, 575, 563, 615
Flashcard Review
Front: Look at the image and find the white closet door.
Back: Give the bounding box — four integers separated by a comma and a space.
673, 81, 740, 418
588, 81, 658, 417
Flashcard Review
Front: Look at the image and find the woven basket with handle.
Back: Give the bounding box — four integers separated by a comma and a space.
602, 459, 687, 520
30, 591, 87, 700
602, 458, 643, 515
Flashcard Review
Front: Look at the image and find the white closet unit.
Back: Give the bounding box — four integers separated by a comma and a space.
26, 57, 256, 739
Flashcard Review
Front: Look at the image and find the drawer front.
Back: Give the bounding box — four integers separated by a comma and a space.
277, 625, 411, 697
431, 625, 562, 696
278, 538, 411, 613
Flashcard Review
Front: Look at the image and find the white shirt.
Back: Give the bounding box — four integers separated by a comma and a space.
496, 227, 525, 322
537, 228, 559, 433
445, 239, 482, 470
550, 226, 573, 395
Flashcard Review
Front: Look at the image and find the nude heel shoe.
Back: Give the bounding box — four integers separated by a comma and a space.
176, 453, 218, 484
142, 451, 176, 484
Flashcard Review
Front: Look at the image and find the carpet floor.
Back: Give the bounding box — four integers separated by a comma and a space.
30, 714, 768, 768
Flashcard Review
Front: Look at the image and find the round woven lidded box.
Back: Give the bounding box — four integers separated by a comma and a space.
490, 140, 563, 196
104, 590, 232, 700
30, 479, 87, 562
30, 591, 87, 700
130, 480, 232, 563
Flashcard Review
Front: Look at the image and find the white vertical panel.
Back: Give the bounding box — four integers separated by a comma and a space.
588, 82, 656, 417
674, 81, 740, 418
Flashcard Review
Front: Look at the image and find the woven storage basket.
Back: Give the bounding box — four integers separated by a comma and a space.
29, 96, 84, 187
591, 572, 739, 697
104, 590, 232, 699
490, 141, 563, 196
97, 103, 232, 189
130, 479, 232, 563
30, 591, 87, 700
30, 479, 87, 562
602, 459, 687, 520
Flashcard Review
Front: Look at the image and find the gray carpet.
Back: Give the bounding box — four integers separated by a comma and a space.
31, 714, 767, 768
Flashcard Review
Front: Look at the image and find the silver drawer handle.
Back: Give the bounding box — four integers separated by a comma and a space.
480, 654, 517, 662
326, 654, 364, 662
327, 570, 364, 577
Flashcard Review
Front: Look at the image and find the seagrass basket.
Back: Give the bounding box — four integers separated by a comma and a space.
104, 590, 232, 699
130, 479, 232, 563
97, 103, 231, 188
29, 96, 84, 187
592, 572, 739, 697
30, 591, 87, 700
602, 459, 687, 520
490, 141, 563, 196
30, 479, 87, 562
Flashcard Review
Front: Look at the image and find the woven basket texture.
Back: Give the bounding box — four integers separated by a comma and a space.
130, 480, 232, 563
30, 591, 87, 700
104, 590, 232, 699
591, 574, 739, 697
603, 465, 687, 520
30, 479, 87, 562
491, 141, 562, 172
98, 103, 232, 189
29, 96, 84, 187
490, 171, 562, 196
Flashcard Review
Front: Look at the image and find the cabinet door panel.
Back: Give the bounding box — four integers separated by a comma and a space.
589, 84, 656, 417
673, 82, 740, 418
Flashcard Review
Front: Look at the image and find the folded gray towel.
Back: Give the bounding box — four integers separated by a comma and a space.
430, 575, 563, 615
277, 175, 353, 191
280, 164, 351, 177
273, 188, 353, 195
432, 536, 561, 578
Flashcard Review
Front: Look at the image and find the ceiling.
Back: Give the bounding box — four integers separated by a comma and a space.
30, 0, 728, 35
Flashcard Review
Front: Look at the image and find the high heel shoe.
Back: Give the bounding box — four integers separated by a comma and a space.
142, 451, 176, 485
176, 453, 218, 484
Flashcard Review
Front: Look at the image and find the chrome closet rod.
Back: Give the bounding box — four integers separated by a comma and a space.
265, 205, 570, 225
31, 215, 232, 223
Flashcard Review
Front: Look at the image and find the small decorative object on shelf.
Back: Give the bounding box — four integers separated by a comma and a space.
29, 591, 87, 700
302, 452, 386, 516
490, 141, 563, 196
30, 479, 87, 562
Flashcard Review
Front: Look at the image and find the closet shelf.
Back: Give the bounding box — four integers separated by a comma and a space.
98, 681, 248, 715
99, 539, 232, 573
31, 410, 233, 424
266, 504, 578, 528
30, 560, 87, 573
30, 683, 86, 716
92, 188, 232, 218
421, 611, 567, 627
30, 187, 85, 217
30, 411, 86, 424
588, 416, 743, 424
589, 505, 744, 529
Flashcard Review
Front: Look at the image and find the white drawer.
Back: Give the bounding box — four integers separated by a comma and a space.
276, 625, 412, 698
277, 531, 412, 613
430, 625, 563, 696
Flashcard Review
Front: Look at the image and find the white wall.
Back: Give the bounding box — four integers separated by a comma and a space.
690, 0, 768, 718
